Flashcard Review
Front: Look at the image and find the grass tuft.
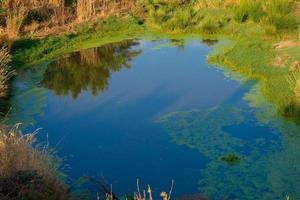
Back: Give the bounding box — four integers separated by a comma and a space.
0, 124, 72, 200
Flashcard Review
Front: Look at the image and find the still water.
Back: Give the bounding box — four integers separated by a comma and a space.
8, 39, 300, 199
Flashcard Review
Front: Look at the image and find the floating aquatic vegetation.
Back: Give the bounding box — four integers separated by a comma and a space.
158, 103, 286, 199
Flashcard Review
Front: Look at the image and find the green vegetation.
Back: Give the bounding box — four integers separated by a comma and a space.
136, 0, 300, 119
1, 0, 300, 199
233, 0, 264, 22
12, 16, 145, 66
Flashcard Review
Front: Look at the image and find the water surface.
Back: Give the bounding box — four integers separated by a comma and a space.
8, 39, 300, 199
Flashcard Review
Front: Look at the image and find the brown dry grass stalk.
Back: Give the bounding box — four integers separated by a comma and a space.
0, 124, 71, 199
77, 0, 96, 21
0, 46, 13, 98
0, 124, 58, 178
6, 9, 27, 39
134, 179, 174, 200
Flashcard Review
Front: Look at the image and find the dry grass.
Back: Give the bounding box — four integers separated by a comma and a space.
0, 124, 72, 200
132, 179, 174, 200
6, 9, 27, 39
274, 40, 299, 49
0, 46, 13, 98
0, 124, 54, 177
0, 0, 137, 37
77, 0, 96, 21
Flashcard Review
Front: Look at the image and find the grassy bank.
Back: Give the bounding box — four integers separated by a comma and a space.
11, 16, 146, 66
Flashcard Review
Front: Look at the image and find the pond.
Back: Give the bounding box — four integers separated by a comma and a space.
7, 38, 300, 199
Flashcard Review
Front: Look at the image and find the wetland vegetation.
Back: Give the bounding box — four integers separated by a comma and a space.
1, 0, 300, 199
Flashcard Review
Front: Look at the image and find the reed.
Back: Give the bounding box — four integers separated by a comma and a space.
133, 179, 174, 200
6, 9, 27, 38
0, 46, 13, 98
76, 0, 96, 21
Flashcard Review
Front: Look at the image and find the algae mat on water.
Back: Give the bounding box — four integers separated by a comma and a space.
158, 83, 300, 199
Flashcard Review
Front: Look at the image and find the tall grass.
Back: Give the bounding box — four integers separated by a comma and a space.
266, 0, 298, 30
0, 124, 72, 200
76, 0, 95, 21
6, 9, 27, 39
0, 46, 13, 98
232, 0, 298, 30
133, 179, 174, 200
233, 0, 264, 22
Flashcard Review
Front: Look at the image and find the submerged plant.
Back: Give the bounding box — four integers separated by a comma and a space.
221, 154, 241, 165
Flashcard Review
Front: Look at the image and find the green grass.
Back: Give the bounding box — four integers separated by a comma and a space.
208, 30, 299, 118
233, 0, 264, 23
12, 16, 146, 66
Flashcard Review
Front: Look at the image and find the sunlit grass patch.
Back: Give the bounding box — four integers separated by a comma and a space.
233, 0, 264, 23
208, 33, 300, 118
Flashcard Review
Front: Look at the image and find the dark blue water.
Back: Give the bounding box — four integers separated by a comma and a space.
8, 39, 300, 199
